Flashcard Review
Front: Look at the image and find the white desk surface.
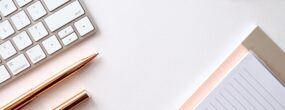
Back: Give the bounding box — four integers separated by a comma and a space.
1, 0, 285, 110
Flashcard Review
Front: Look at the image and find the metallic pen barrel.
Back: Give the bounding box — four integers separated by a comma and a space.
1, 53, 98, 110
53, 90, 89, 110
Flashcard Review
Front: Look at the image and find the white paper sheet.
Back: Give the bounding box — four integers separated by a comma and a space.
196, 52, 285, 110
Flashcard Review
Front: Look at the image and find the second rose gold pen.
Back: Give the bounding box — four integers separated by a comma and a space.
1, 53, 99, 110
53, 90, 89, 110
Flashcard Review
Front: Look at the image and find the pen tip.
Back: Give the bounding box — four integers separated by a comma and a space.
93, 53, 99, 59
86, 53, 99, 61
79, 53, 99, 66
95, 52, 99, 57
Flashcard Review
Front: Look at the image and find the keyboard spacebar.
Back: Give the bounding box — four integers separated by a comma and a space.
44, 1, 85, 32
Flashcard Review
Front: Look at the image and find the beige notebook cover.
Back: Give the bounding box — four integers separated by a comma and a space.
180, 26, 285, 110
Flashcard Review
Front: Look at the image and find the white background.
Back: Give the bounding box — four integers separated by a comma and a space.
1, 0, 285, 110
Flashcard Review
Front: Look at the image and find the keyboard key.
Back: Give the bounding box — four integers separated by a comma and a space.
0, 40, 17, 60
0, 65, 10, 83
74, 17, 94, 36
7, 54, 30, 75
27, 1, 47, 20
43, 0, 70, 11
26, 45, 46, 64
13, 31, 32, 50
58, 26, 74, 38
62, 32, 78, 45
11, 10, 31, 30
0, 20, 15, 39
15, 0, 33, 7
28, 22, 48, 41
0, 0, 17, 16
44, 1, 85, 32
42, 35, 62, 54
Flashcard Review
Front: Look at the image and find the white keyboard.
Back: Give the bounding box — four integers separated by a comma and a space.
0, 0, 96, 86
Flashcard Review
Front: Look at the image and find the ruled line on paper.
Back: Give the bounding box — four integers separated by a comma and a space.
214, 97, 227, 110
219, 93, 236, 110
209, 102, 217, 110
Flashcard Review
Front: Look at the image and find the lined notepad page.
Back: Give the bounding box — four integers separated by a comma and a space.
196, 53, 285, 110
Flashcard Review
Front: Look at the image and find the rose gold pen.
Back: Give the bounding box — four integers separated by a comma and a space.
53, 90, 89, 110
1, 53, 99, 110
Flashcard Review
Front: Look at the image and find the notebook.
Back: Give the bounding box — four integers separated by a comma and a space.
195, 52, 285, 110
180, 26, 285, 110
